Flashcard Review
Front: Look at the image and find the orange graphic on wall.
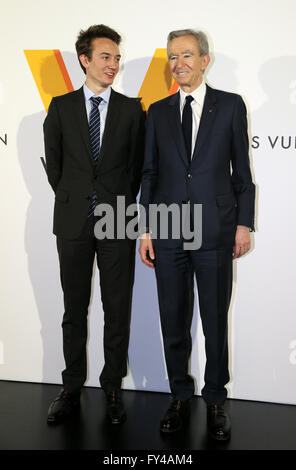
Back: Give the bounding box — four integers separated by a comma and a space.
24, 48, 177, 112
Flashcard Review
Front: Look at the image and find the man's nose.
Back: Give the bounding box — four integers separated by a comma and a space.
109, 58, 118, 69
175, 57, 186, 69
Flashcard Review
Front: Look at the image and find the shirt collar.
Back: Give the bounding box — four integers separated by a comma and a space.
83, 83, 111, 104
179, 79, 206, 109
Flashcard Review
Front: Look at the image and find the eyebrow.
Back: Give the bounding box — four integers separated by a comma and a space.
168, 49, 193, 58
99, 52, 121, 58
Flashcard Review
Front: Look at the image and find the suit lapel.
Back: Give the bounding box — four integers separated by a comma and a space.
192, 84, 217, 160
97, 88, 121, 169
167, 91, 188, 166
72, 87, 94, 167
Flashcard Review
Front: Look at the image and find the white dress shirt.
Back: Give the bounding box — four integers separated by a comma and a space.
179, 80, 206, 158
83, 83, 111, 143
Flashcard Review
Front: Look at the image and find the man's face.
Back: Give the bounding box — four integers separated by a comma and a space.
80, 37, 121, 88
167, 35, 210, 92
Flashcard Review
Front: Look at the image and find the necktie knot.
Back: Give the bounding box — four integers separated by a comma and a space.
90, 96, 103, 108
185, 95, 194, 105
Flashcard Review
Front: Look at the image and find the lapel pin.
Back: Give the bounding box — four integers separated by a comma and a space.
209, 108, 213, 112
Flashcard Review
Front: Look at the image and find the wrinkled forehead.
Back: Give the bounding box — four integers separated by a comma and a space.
167, 35, 200, 56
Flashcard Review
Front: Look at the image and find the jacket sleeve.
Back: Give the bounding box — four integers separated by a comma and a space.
231, 95, 256, 230
139, 105, 159, 233
126, 100, 146, 199
43, 98, 63, 193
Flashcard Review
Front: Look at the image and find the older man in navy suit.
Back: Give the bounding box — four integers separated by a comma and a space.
139, 29, 255, 440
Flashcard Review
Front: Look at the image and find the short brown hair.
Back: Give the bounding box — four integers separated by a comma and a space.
75, 24, 121, 74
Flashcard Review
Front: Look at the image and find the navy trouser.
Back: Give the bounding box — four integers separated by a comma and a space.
153, 241, 233, 405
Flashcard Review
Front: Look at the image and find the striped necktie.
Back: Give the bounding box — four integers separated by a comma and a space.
88, 96, 103, 217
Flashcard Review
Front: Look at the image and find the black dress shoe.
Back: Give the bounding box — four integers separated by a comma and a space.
106, 390, 126, 424
207, 404, 231, 441
160, 399, 190, 433
47, 389, 80, 424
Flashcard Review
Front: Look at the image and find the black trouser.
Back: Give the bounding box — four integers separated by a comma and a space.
56, 215, 136, 394
153, 240, 233, 405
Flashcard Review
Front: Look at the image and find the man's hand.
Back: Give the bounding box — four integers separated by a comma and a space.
139, 233, 155, 268
233, 225, 251, 259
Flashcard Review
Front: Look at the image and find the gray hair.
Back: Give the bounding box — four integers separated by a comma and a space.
167, 29, 209, 56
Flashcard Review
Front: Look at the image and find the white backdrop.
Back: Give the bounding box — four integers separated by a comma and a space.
1, 0, 296, 405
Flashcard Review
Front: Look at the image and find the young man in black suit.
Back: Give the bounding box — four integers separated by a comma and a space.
44, 24, 145, 424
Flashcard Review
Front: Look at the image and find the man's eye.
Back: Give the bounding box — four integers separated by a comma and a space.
169, 56, 177, 61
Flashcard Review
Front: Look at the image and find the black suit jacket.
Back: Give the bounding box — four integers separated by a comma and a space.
44, 87, 145, 239
140, 85, 255, 249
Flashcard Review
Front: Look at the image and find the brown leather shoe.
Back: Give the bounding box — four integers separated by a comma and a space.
106, 390, 126, 424
207, 404, 231, 441
160, 398, 190, 433
47, 389, 80, 425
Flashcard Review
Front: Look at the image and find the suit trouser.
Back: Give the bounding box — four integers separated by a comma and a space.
153, 240, 233, 405
56, 215, 136, 394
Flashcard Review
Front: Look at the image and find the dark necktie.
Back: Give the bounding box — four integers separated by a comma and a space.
182, 95, 194, 163
88, 96, 103, 217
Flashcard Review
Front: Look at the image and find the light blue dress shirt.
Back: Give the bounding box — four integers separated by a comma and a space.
83, 83, 111, 144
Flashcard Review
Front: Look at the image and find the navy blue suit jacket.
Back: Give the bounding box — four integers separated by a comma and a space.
140, 85, 255, 249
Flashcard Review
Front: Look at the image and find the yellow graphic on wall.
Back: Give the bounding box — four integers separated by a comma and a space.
24, 48, 178, 112
138, 48, 178, 111
24, 50, 74, 112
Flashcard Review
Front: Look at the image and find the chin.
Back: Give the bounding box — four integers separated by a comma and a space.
177, 80, 190, 87
174, 76, 189, 85
104, 79, 115, 86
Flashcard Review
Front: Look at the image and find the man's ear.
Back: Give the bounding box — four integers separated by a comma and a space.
79, 54, 89, 70
201, 54, 210, 71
